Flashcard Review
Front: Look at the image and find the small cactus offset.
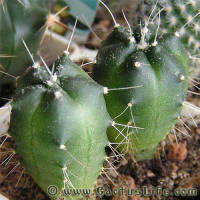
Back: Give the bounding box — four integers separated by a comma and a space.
93, 24, 189, 160
9, 53, 111, 199
140, 0, 200, 55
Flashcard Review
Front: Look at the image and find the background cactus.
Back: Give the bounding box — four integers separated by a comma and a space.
93, 25, 189, 160
139, 0, 200, 56
9, 53, 111, 199
0, 0, 48, 82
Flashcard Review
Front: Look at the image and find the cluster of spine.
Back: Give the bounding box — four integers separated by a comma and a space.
9, 53, 111, 199
140, 0, 200, 55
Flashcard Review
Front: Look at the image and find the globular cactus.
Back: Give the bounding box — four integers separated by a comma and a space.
0, 0, 48, 83
9, 53, 111, 199
139, 0, 200, 55
93, 24, 189, 160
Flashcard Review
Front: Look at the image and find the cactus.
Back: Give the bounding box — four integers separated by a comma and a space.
93, 24, 189, 161
9, 53, 111, 199
0, 0, 48, 83
139, 0, 200, 55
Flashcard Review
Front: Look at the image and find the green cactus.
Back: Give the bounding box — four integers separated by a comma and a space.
93, 25, 189, 161
139, 0, 200, 55
9, 53, 111, 199
0, 0, 48, 83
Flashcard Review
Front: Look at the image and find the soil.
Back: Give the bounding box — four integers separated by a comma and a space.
1, 1, 200, 200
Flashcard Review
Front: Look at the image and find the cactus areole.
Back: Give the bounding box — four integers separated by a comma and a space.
93, 26, 189, 161
9, 54, 111, 199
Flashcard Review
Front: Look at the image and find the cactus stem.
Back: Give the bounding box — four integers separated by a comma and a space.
98, 0, 120, 28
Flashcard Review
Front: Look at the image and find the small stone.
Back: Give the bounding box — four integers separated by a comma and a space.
112, 175, 145, 200
167, 143, 188, 162
147, 170, 155, 177
171, 171, 178, 180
